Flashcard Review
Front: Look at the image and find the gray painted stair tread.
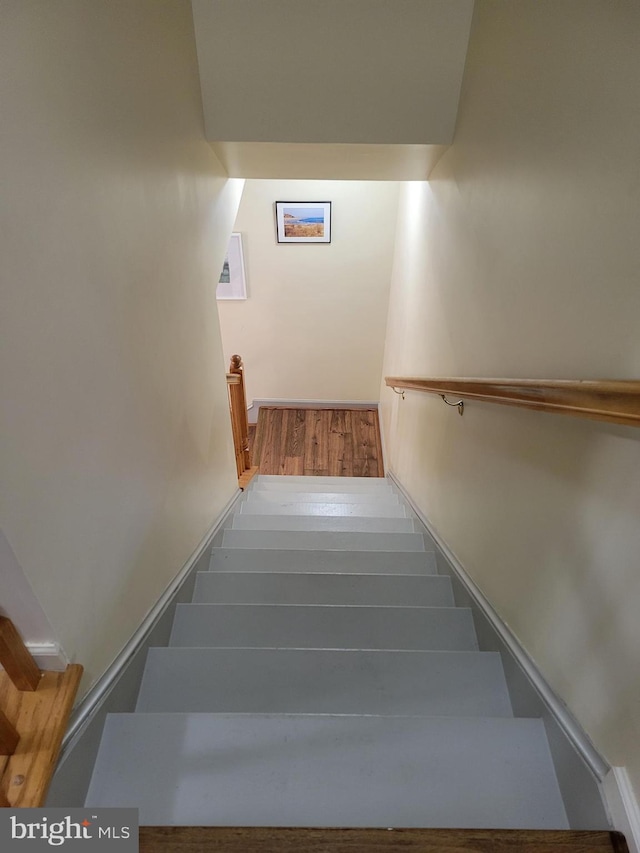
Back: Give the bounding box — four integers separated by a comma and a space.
86, 714, 568, 829
136, 648, 513, 716
239, 500, 407, 517
85, 473, 576, 831
243, 491, 401, 505
193, 571, 453, 606
222, 530, 427, 551
232, 514, 415, 533
169, 604, 478, 651
208, 548, 438, 574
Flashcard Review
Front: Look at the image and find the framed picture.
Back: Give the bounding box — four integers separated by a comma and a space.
216, 232, 247, 300
275, 201, 332, 244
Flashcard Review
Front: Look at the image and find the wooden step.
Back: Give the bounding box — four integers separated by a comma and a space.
139, 827, 629, 853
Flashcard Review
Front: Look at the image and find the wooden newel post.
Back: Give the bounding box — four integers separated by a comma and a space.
227, 355, 251, 477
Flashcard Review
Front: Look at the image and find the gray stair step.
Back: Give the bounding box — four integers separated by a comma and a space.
256, 475, 390, 488
86, 714, 569, 828
169, 604, 478, 651
243, 490, 401, 505
193, 572, 453, 606
136, 648, 513, 716
239, 500, 407, 517
231, 514, 415, 533
253, 480, 393, 494
208, 548, 438, 574
221, 530, 427, 551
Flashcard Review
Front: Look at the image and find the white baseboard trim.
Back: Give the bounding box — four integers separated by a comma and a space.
26, 643, 69, 671
60, 488, 242, 755
388, 469, 611, 783
0, 643, 69, 673
248, 399, 379, 424
603, 767, 640, 853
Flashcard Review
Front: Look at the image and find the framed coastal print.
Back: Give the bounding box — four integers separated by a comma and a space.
216, 232, 247, 300
275, 201, 332, 244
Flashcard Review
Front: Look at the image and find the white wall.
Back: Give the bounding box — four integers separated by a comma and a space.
0, 1, 242, 692
217, 180, 399, 404
211, 142, 449, 182
0, 529, 62, 663
192, 0, 473, 145
381, 0, 640, 802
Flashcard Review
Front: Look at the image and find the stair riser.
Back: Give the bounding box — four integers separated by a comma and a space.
193, 572, 454, 606
222, 530, 427, 551
253, 481, 393, 494
232, 515, 416, 533
244, 491, 401, 505
169, 604, 478, 651
86, 714, 569, 829
208, 549, 438, 575
136, 648, 513, 716
239, 501, 408, 518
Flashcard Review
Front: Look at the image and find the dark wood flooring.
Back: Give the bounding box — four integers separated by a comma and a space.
249, 407, 384, 478
140, 827, 630, 853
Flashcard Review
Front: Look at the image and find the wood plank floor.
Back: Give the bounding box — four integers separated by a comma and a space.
139, 827, 630, 853
249, 408, 384, 477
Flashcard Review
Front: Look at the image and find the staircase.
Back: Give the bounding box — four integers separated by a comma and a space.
86, 474, 571, 828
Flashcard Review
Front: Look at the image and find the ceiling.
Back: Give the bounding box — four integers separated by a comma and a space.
192, 0, 474, 179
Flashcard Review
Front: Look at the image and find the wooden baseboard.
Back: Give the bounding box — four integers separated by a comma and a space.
139, 827, 629, 852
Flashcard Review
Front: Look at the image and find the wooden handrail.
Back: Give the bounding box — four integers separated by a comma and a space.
385, 377, 640, 428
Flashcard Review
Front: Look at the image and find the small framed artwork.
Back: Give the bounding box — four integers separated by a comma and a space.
275, 201, 332, 244
216, 232, 247, 300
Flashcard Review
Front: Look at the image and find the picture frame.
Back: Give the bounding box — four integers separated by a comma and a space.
216, 232, 247, 300
275, 201, 332, 244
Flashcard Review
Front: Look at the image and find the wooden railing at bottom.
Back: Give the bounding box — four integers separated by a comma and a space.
226, 354, 258, 488
0, 616, 82, 807
139, 827, 630, 852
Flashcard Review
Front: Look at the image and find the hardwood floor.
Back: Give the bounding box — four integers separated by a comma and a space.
139, 827, 630, 853
250, 407, 384, 477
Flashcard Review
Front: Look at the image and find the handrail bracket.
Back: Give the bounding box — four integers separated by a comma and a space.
441, 394, 464, 416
